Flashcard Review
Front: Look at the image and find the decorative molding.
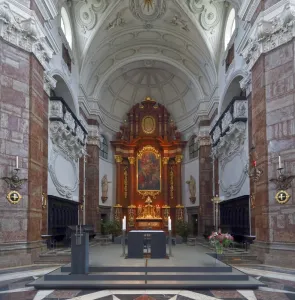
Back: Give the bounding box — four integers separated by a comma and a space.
239, 71, 252, 96
239, 0, 260, 22
49, 98, 88, 161
162, 157, 170, 165
212, 122, 246, 160
128, 157, 135, 164
44, 72, 57, 96
241, 2, 295, 71
34, 0, 58, 21
48, 146, 79, 199
219, 150, 248, 197
197, 136, 211, 146
106, 11, 126, 30
129, 0, 167, 23
87, 125, 101, 147
114, 155, 123, 163
0, 1, 53, 70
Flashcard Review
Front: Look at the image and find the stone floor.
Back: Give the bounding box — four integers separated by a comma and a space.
1, 244, 295, 300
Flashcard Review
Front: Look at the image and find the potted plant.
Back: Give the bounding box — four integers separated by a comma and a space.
208, 229, 234, 255
175, 220, 190, 242
102, 220, 121, 241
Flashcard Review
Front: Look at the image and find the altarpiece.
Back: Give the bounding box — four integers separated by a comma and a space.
111, 97, 186, 231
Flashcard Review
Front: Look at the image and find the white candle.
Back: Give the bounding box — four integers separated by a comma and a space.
122, 216, 126, 231
279, 156, 282, 168
16, 156, 19, 169
168, 216, 171, 231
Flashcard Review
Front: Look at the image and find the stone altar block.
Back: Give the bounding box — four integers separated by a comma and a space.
128, 230, 166, 259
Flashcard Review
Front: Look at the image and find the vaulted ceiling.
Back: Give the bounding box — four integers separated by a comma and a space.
69, 0, 242, 132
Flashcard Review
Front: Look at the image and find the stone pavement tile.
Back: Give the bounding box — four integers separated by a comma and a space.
188, 290, 214, 297
113, 294, 143, 300
46, 290, 81, 298
211, 291, 245, 298
254, 291, 290, 300
271, 278, 295, 288
8, 277, 35, 290
78, 289, 102, 296
0, 290, 37, 300
93, 295, 113, 300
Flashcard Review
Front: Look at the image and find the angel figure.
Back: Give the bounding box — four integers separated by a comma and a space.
1, 170, 27, 190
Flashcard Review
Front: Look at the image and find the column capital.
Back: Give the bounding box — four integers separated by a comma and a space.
114, 155, 123, 163
175, 155, 183, 164
128, 157, 135, 164
162, 157, 170, 165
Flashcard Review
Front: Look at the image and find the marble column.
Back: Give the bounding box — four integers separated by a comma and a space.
114, 155, 123, 204
128, 157, 136, 205
175, 155, 183, 204
162, 157, 169, 205
248, 39, 295, 267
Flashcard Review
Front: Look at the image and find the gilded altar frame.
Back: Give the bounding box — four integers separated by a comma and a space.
136, 145, 161, 198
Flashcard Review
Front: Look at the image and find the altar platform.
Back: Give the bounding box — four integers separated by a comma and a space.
27, 244, 263, 290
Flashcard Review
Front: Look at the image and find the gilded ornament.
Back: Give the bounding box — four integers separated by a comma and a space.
275, 190, 291, 204
6, 190, 22, 205
128, 157, 135, 164
124, 166, 128, 199
170, 166, 174, 199
175, 155, 183, 164
162, 157, 169, 165
142, 115, 156, 134
114, 155, 123, 163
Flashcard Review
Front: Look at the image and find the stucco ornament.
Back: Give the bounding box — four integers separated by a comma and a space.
49, 146, 79, 199
129, 0, 167, 22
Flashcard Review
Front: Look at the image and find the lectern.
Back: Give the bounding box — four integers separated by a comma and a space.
128, 230, 166, 259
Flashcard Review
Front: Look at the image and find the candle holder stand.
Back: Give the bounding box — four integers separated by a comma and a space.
270, 167, 295, 191
168, 229, 173, 257
121, 229, 126, 257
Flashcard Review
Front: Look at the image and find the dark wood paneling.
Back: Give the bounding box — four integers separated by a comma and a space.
220, 195, 250, 236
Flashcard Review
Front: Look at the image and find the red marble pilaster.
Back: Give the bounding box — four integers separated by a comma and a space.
198, 138, 213, 235
128, 157, 136, 205
162, 157, 169, 205
85, 144, 99, 232
115, 155, 123, 204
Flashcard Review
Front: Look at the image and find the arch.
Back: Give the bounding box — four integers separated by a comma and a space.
52, 73, 78, 115
61, 6, 73, 48
218, 70, 247, 116
224, 8, 236, 50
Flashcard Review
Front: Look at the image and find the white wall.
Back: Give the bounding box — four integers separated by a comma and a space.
47, 140, 79, 201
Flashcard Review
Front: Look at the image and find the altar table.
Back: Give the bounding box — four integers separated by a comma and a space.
128, 230, 166, 259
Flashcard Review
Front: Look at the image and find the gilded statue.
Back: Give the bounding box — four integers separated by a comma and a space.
186, 175, 196, 198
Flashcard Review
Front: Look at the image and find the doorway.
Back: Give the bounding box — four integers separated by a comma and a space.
191, 214, 198, 236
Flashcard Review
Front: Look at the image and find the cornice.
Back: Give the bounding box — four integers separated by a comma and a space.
34, 0, 58, 21
0, 1, 53, 70
241, 0, 295, 71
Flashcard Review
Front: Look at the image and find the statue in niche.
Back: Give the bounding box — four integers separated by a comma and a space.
101, 174, 111, 203
186, 175, 196, 203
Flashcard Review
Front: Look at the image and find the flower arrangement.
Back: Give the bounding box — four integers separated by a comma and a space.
208, 229, 234, 254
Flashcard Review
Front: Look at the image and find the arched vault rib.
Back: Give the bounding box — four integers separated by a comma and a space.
93, 56, 205, 100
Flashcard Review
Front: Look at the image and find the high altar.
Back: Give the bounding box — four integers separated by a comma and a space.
111, 97, 186, 231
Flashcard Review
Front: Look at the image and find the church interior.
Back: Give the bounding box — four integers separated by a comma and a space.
1, 0, 295, 299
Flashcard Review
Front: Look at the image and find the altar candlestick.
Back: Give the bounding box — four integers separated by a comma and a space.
122, 216, 126, 231
16, 156, 19, 169
279, 156, 282, 169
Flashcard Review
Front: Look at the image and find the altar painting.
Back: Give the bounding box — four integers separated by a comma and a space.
137, 151, 161, 191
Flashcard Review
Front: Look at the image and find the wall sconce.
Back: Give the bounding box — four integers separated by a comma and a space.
1, 157, 27, 190
246, 145, 263, 209
41, 193, 47, 209
270, 156, 295, 190
80, 204, 84, 211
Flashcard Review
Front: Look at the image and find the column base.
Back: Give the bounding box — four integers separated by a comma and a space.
0, 241, 45, 269
250, 241, 295, 268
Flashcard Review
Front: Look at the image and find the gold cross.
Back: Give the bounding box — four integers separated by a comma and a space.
11, 193, 19, 201
279, 193, 286, 201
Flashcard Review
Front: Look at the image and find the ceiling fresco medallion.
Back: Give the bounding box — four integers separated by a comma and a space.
130, 0, 167, 22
